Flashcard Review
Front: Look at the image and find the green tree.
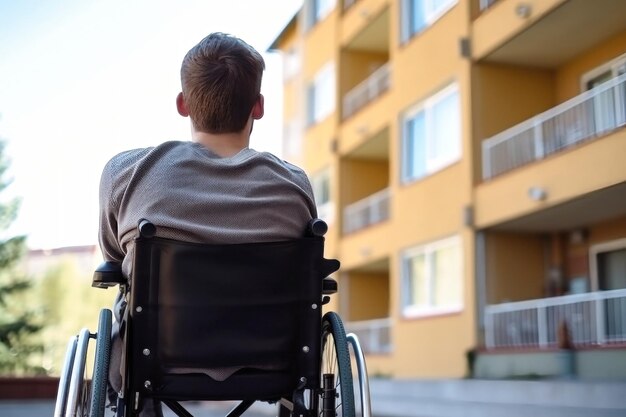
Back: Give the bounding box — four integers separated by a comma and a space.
0, 140, 43, 375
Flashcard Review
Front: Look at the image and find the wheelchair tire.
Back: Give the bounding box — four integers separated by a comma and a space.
319, 312, 355, 417
66, 328, 91, 417
89, 309, 113, 417
54, 337, 78, 417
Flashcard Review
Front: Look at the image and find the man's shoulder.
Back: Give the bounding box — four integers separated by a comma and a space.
105, 141, 187, 170
248, 150, 307, 174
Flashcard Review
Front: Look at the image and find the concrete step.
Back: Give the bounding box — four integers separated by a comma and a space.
370, 379, 626, 417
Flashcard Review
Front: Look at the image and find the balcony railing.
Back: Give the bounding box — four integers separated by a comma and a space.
347, 318, 392, 354
343, 188, 390, 234
482, 72, 626, 179
342, 63, 391, 119
485, 288, 626, 349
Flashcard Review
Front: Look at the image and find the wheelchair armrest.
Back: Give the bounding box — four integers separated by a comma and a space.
92, 261, 125, 288
322, 277, 337, 295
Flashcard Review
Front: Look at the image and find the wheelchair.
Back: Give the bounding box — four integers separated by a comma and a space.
54, 219, 371, 417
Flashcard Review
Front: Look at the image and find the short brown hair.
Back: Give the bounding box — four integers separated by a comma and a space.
180, 33, 265, 133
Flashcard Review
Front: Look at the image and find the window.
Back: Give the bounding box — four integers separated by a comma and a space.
283, 46, 301, 81
400, 0, 457, 43
401, 84, 461, 182
305, 0, 336, 29
401, 236, 462, 317
310, 168, 334, 224
283, 119, 303, 161
582, 53, 626, 134
307, 63, 336, 126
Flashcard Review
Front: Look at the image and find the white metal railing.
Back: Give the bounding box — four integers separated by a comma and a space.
485, 289, 626, 349
343, 63, 391, 119
347, 318, 392, 354
482, 72, 626, 179
343, 188, 390, 234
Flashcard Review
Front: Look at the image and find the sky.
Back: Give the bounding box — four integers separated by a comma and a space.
0, 0, 302, 249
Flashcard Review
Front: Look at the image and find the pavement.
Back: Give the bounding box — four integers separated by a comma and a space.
4, 378, 626, 417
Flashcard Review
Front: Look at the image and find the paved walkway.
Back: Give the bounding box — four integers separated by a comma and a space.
4, 378, 626, 417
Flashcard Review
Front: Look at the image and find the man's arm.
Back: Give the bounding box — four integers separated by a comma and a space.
98, 159, 124, 263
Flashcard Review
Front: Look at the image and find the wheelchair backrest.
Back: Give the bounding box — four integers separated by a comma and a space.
126, 227, 339, 398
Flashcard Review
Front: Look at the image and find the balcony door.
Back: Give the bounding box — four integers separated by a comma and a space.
583, 55, 626, 135
590, 238, 626, 291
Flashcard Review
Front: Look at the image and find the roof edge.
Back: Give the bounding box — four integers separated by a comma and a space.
267, 11, 299, 52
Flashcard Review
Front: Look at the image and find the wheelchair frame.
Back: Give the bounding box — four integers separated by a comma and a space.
54, 219, 371, 417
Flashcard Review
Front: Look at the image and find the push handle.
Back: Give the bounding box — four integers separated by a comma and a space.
138, 219, 156, 238
307, 218, 328, 237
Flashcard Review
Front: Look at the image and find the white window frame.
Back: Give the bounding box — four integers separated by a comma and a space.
581, 52, 626, 92
400, 0, 458, 43
310, 168, 334, 225
401, 83, 461, 183
401, 235, 463, 318
307, 62, 336, 126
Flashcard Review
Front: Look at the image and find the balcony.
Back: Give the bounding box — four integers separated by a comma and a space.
472, 0, 626, 68
482, 72, 626, 180
343, 188, 390, 234
342, 62, 391, 119
347, 318, 392, 354
485, 289, 626, 349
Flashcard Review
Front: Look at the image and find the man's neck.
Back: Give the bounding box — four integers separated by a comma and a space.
192, 130, 250, 158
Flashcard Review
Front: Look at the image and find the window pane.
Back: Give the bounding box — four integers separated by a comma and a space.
312, 171, 330, 204
431, 90, 460, 164
407, 254, 428, 307
432, 0, 454, 13
313, 65, 335, 122
405, 111, 426, 179
409, 0, 426, 35
306, 85, 316, 125
315, 0, 336, 21
433, 243, 461, 307
598, 248, 626, 290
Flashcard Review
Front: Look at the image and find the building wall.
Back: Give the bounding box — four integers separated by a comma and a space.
347, 272, 389, 320
485, 232, 545, 304
340, 159, 388, 205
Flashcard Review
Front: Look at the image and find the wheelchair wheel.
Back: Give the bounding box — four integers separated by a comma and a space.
319, 312, 355, 417
89, 308, 113, 417
54, 337, 78, 417
65, 327, 91, 417
61, 309, 113, 417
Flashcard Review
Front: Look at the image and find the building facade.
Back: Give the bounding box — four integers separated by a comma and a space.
270, 0, 626, 379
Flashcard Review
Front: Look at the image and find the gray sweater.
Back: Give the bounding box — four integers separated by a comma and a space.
99, 140, 317, 277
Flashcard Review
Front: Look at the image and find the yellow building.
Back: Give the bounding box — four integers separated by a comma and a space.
270, 0, 626, 379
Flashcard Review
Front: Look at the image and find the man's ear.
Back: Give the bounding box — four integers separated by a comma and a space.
251, 94, 264, 120
176, 92, 189, 117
